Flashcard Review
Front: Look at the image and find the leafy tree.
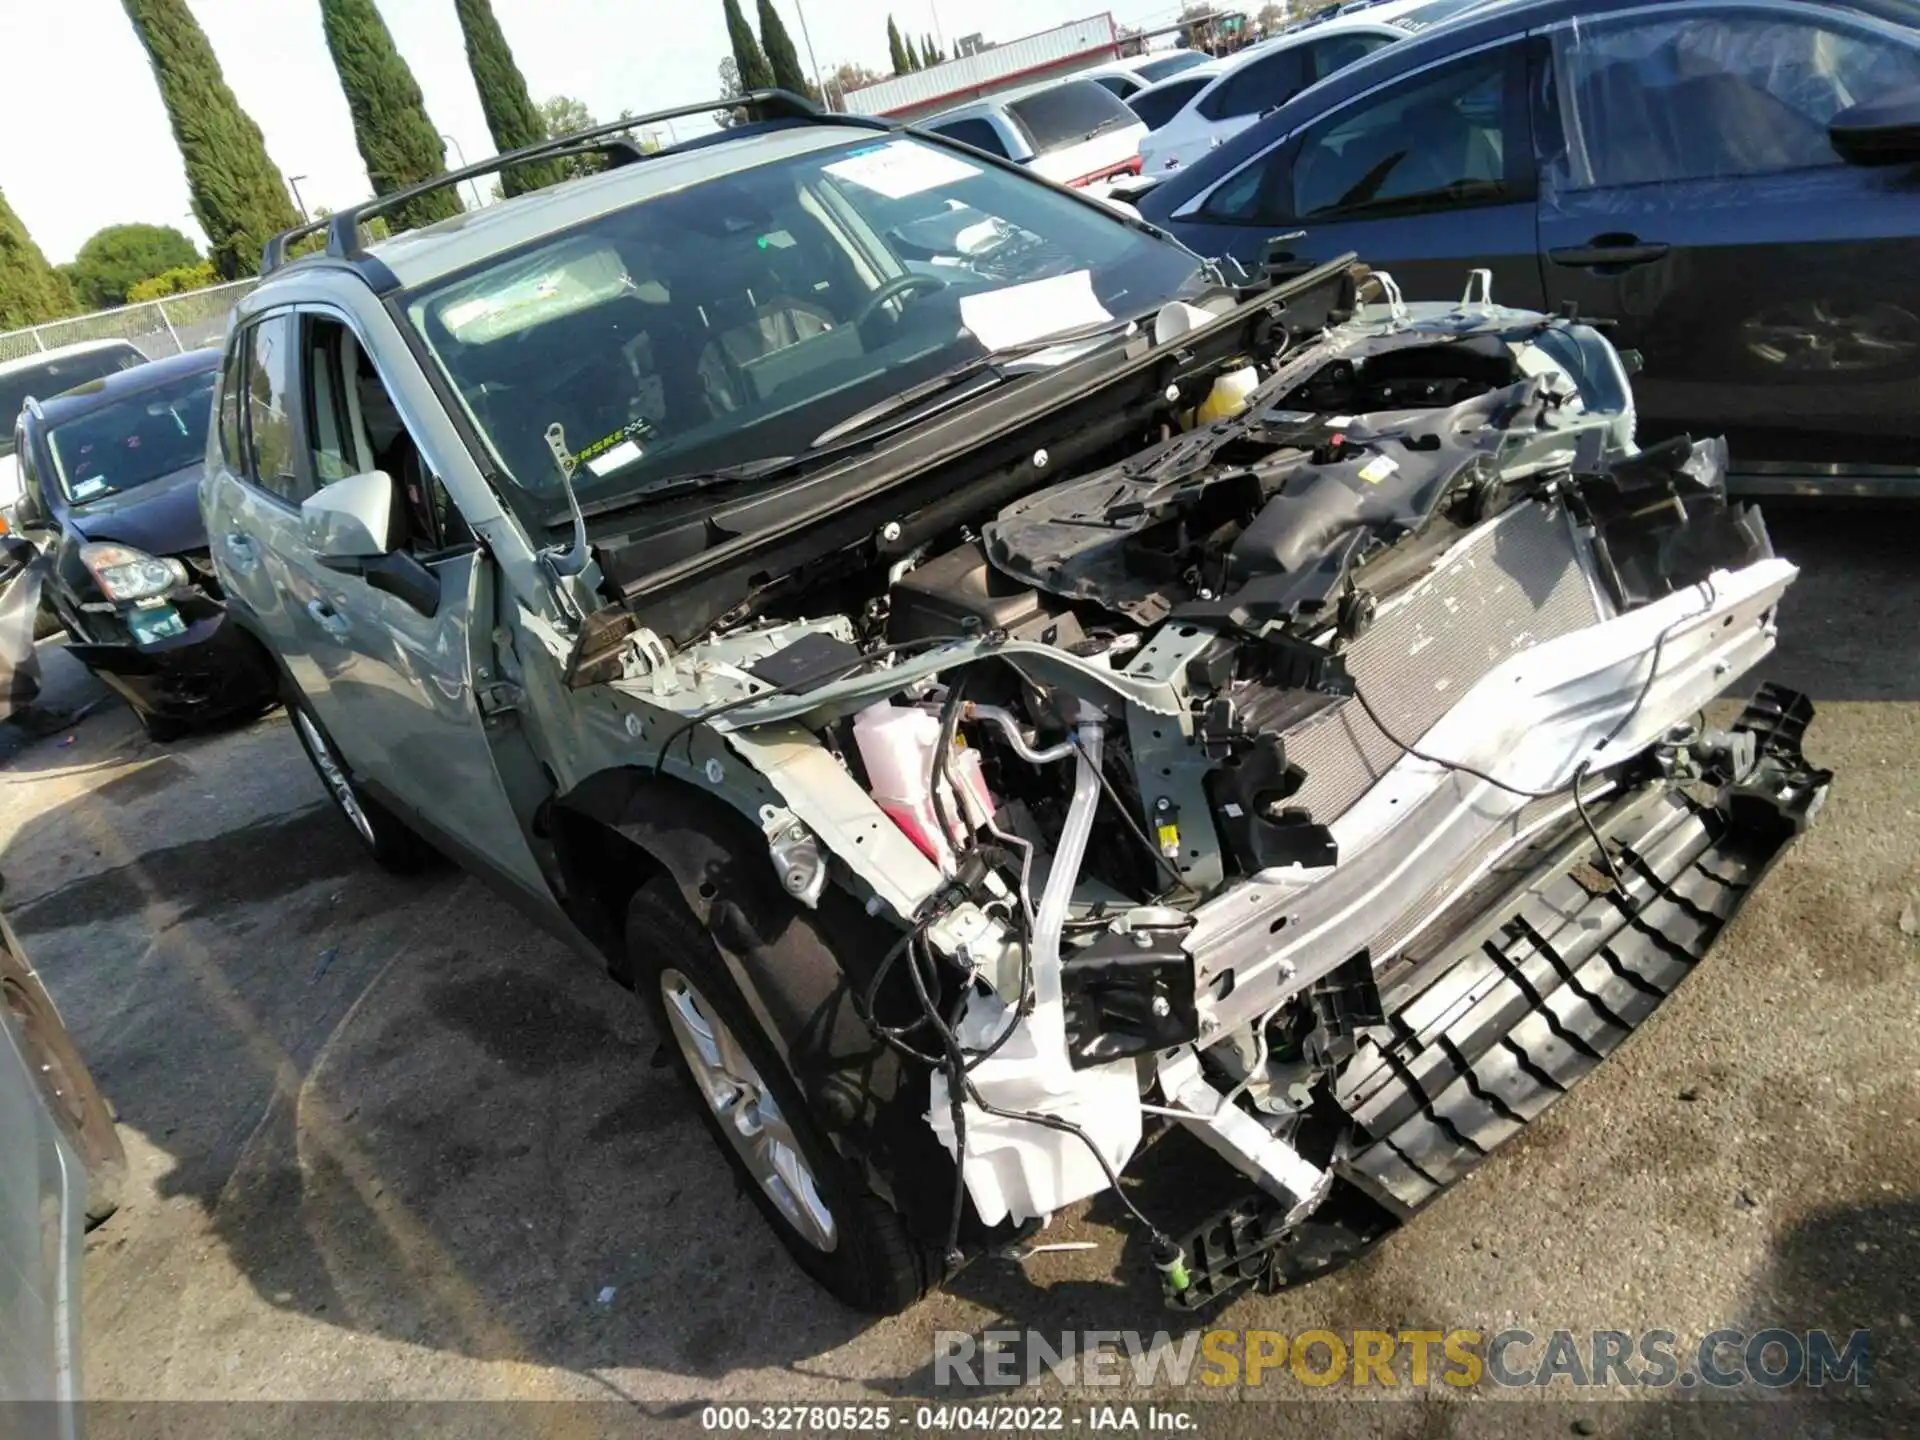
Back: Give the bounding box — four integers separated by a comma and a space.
126, 260, 219, 302
456, 0, 565, 196
722, 0, 774, 91
120, 0, 301, 279
319, 0, 461, 233
823, 59, 884, 110
887, 16, 910, 76
65, 223, 200, 309
757, 0, 812, 96
0, 190, 74, 328
923, 34, 943, 65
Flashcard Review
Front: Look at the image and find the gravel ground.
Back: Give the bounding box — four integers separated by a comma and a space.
1, 505, 1913, 1439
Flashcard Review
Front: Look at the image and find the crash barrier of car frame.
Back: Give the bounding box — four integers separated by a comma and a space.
0, 278, 259, 368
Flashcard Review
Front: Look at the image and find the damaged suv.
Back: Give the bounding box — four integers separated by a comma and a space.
207, 93, 1828, 1314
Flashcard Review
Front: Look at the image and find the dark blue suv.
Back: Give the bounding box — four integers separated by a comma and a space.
1139, 0, 1920, 493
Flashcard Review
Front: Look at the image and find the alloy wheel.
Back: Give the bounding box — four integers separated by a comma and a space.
295, 709, 377, 849
659, 968, 838, 1252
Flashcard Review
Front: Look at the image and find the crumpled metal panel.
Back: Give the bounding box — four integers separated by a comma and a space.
1279, 503, 1604, 825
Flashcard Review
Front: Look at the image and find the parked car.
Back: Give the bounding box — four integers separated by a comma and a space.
1137, 15, 1407, 175
920, 78, 1149, 191
208, 91, 1825, 1316
7, 349, 279, 739
1124, 60, 1229, 132
0, 340, 150, 530
1139, 0, 1920, 494
1081, 50, 1215, 101
1, 869, 124, 1424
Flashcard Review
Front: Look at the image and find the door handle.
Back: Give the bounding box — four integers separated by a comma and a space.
1548, 238, 1670, 269
306, 598, 351, 639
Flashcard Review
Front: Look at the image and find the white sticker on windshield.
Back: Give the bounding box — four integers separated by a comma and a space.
585, 440, 644, 477
958, 270, 1113, 353
824, 141, 981, 199
72, 475, 109, 500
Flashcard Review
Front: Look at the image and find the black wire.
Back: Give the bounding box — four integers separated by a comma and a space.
649, 633, 971, 777
1067, 734, 1195, 896
1346, 581, 1713, 892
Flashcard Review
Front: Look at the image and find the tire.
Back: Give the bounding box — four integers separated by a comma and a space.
139, 710, 189, 744
627, 876, 928, 1314
287, 694, 438, 873
1, 949, 126, 1228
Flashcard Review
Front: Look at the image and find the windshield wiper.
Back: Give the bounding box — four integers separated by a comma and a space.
545, 454, 797, 526
806, 314, 1144, 451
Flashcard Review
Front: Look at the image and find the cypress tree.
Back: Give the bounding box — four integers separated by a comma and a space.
756, 0, 809, 96
906, 36, 923, 70
887, 16, 909, 76
0, 190, 74, 328
923, 35, 941, 65
120, 0, 301, 280
723, 0, 774, 92
320, 0, 462, 233
456, 0, 564, 196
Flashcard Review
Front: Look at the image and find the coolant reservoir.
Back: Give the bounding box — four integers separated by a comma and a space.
853, 703, 993, 864
1195, 365, 1258, 425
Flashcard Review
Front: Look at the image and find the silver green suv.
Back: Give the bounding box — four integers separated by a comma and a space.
205, 92, 1827, 1314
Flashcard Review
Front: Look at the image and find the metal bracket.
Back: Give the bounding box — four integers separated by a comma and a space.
761, 806, 828, 909
619, 627, 681, 697
1155, 1050, 1330, 1222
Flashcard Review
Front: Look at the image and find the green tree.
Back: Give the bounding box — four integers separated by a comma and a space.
65, 223, 200, 309
0, 190, 74, 328
756, 0, 810, 95
722, 0, 774, 91
887, 16, 909, 76
456, 0, 564, 196
923, 34, 943, 65
906, 35, 923, 69
126, 260, 218, 303
319, 0, 461, 233
120, 0, 301, 280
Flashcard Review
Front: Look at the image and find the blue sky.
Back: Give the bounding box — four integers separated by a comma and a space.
3, 0, 1182, 263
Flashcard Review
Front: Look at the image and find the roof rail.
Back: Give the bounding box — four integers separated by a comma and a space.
259, 89, 841, 277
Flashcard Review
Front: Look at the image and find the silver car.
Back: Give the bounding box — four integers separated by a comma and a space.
203, 92, 1826, 1314
1, 880, 124, 1429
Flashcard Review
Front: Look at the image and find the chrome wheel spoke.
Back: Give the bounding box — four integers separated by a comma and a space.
659, 968, 838, 1253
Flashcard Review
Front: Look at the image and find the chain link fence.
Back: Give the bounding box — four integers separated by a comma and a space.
0, 278, 259, 366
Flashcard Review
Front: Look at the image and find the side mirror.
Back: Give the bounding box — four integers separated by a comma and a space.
1829, 86, 1920, 167
301, 470, 395, 561
0, 533, 37, 581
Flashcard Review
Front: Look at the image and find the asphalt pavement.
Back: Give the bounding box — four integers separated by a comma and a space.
1, 505, 1914, 1438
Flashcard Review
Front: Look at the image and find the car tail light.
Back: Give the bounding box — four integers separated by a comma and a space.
1067, 155, 1144, 189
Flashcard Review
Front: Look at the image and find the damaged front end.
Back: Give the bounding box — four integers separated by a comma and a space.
590, 272, 1827, 1308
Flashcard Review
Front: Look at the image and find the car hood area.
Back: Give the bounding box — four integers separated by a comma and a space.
68, 464, 208, 556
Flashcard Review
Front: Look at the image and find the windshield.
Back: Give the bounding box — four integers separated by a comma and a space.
0, 347, 147, 458
405, 134, 1203, 517
1007, 82, 1140, 153
47, 368, 217, 505
1135, 51, 1211, 84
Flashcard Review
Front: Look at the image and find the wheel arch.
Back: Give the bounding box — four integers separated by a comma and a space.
550, 765, 966, 1248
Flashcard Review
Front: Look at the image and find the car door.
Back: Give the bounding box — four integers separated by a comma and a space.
200, 311, 316, 676
1168, 40, 1544, 305
275, 308, 552, 897
1533, 3, 1920, 475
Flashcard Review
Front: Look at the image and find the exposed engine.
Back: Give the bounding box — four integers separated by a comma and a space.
602, 278, 1823, 1308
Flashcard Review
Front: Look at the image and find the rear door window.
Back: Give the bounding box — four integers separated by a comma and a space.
1288, 44, 1515, 219
1130, 76, 1210, 130
1307, 32, 1397, 82
928, 117, 1011, 158
1007, 82, 1138, 154
235, 314, 307, 505
1198, 48, 1307, 121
